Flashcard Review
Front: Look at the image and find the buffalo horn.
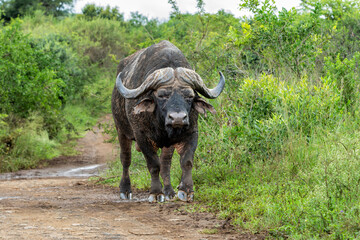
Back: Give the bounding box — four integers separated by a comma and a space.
177, 68, 225, 99
116, 68, 174, 99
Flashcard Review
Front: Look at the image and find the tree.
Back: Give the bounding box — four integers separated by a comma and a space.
39, 0, 73, 16
0, 0, 73, 21
0, 21, 64, 119
82, 4, 124, 21
129, 11, 148, 27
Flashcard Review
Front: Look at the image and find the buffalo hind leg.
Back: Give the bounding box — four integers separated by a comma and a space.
160, 146, 176, 200
118, 133, 132, 200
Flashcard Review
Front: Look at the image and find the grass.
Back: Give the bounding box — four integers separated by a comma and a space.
0, 114, 60, 172
199, 228, 219, 234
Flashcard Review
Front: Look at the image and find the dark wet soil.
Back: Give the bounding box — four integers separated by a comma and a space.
0, 115, 266, 240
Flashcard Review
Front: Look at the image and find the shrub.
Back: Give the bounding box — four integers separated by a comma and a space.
324, 52, 360, 112
227, 0, 332, 78
0, 114, 60, 172
0, 20, 64, 119
221, 74, 343, 161
63, 17, 128, 68
82, 4, 124, 21
34, 33, 90, 99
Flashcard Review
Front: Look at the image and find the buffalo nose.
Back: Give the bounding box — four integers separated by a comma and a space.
167, 112, 189, 128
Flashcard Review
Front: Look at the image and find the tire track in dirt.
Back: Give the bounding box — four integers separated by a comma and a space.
0, 115, 265, 240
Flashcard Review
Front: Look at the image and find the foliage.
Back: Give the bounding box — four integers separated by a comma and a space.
229, 0, 332, 77
194, 121, 360, 239
81, 4, 124, 21
168, 0, 180, 16
34, 33, 90, 98
0, 21, 64, 119
324, 52, 360, 112
0, 0, 73, 21
301, 0, 360, 63
227, 73, 342, 156
300, 0, 360, 20
0, 113, 54, 171
0, 18, 106, 171
64, 17, 128, 67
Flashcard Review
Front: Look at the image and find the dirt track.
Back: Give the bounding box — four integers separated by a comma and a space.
0, 116, 264, 240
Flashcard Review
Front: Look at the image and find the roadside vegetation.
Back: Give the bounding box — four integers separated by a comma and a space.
1, 0, 360, 238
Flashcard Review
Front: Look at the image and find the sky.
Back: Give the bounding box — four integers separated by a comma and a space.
73, 0, 302, 20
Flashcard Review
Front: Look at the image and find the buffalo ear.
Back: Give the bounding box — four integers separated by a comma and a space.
193, 97, 216, 116
133, 98, 155, 114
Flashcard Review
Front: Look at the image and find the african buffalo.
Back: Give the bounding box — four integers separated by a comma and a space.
111, 40, 225, 202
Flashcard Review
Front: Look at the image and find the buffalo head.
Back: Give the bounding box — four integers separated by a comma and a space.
116, 67, 225, 137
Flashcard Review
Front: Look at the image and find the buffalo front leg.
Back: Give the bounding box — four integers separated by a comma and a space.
136, 137, 164, 203
176, 133, 198, 202
160, 146, 176, 200
118, 133, 132, 200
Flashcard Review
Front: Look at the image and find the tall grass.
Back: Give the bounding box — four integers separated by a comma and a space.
192, 74, 360, 238
0, 114, 59, 172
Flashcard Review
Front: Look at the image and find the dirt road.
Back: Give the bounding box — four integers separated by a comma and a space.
0, 116, 264, 240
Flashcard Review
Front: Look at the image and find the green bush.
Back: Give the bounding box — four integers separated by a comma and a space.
22, 13, 129, 68
0, 20, 92, 139
324, 52, 360, 111
227, 0, 330, 78
81, 4, 124, 21
64, 17, 128, 67
34, 33, 90, 99
0, 20, 64, 119
0, 0, 73, 22
223, 74, 342, 161
0, 114, 60, 172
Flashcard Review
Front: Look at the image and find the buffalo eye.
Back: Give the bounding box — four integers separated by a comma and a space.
182, 89, 195, 101
156, 89, 171, 99
184, 96, 194, 102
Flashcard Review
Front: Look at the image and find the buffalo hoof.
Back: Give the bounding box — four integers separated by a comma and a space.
165, 195, 174, 201
164, 188, 176, 201
120, 192, 132, 200
177, 190, 194, 202
148, 193, 165, 203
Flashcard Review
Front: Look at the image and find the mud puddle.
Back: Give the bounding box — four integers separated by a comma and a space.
0, 164, 106, 181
